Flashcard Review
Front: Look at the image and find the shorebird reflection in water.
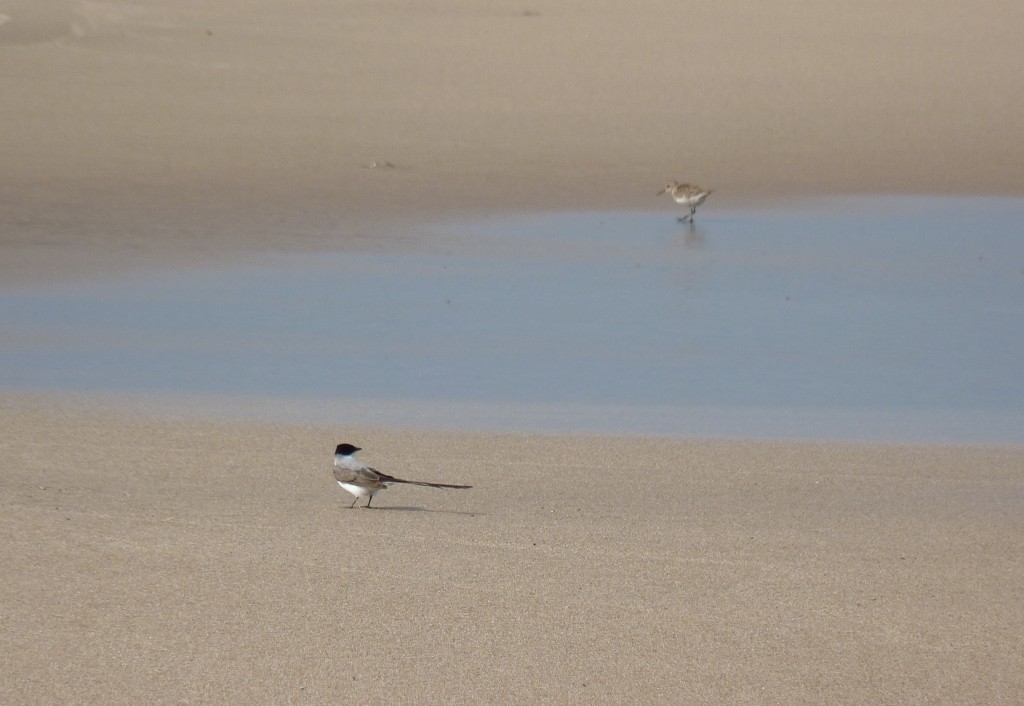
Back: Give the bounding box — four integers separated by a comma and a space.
658, 181, 712, 223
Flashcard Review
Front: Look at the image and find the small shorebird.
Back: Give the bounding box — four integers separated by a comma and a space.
658, 181, 712, 222
333, 443, 472, 509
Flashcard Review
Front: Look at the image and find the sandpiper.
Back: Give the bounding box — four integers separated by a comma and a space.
658, 181, 712, 222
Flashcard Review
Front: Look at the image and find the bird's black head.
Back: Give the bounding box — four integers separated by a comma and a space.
335, 443, 361, 456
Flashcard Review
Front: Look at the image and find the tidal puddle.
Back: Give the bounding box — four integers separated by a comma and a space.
2, 197, 1022, 442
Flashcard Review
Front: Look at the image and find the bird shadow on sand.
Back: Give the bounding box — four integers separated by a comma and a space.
349, 505, 482, 517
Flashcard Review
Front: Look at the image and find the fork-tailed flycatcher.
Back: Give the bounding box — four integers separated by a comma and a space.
333, 443, 472, 508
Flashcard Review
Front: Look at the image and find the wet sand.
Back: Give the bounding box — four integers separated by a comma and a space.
3, 2, 1024, 703
3, 395, 1023, 703
4, 201, 1023, 443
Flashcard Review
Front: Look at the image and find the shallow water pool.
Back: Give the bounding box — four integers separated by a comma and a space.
2, 197, 1022, 442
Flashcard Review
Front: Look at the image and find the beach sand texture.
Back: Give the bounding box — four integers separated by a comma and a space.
3, 1, 1024, 702
2, 398, 1023, 703
3, 0, 1024, 281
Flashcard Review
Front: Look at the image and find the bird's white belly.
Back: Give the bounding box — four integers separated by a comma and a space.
338, 481, 373, 498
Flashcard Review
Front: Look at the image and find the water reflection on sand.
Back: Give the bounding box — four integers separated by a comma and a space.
1, 197, 1022, 442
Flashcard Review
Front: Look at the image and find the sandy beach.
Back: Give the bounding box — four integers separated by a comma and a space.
3, 1, 1024, 703
3, 1, 1024, 283
3, 395, 1023, 703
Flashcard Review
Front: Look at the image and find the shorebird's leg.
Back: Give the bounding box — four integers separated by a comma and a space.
349, 497, 358, 509
365, 495, 373, 509
690, 205, 697, 219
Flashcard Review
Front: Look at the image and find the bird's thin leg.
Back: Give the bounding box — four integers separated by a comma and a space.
690, 205, 697, 219
365, 495, 373, 509
349, 497, 358, 509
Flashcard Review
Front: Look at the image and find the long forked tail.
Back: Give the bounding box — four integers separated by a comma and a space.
391, 478, 472, 490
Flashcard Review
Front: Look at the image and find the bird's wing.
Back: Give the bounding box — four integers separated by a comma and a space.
335, 462, 471, 490
333, 465, 388, 490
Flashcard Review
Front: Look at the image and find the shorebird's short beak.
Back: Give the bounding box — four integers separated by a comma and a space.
656, 188, 666, 195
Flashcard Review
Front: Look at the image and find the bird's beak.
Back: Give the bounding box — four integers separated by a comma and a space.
656, 188, 666, 195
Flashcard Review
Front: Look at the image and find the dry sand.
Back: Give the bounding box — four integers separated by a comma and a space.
2, 395, 1023, 703
3, 2, 1024, 702
3, 1, 1024, 282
